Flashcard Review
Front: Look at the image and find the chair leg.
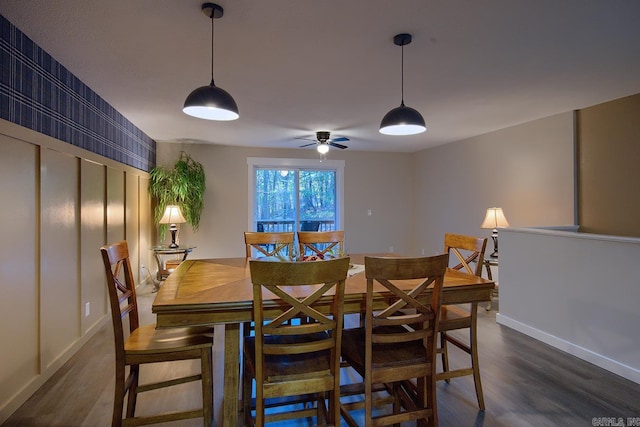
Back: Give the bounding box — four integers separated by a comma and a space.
439, 332, 451, 384
470, 309, 485, 410
255, 376, 264, 427
392, 382, 401, 424
201, 347, 213, 427
426, 374, 437, 427
417, 377, 427, 427
365, 378, 373, 427
113, 363, 126, 427
126, 365, 139, 418
317, 392, 328, 425
329, 389, 340, 426
242, 357, 254, 426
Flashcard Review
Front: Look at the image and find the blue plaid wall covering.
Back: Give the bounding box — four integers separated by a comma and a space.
0, 15, 155, 172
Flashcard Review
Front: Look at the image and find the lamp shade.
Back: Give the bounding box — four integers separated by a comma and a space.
183, 81, 239, 121
159, 205, 187, 225
481, 207, 509, 229
379, 103, 427, 135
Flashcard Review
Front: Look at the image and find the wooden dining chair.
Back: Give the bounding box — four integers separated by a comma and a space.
437, 233, 488, 410
100, 241, 213, 427
242, 257, 350, 426
244, 231, 295, 260
243, 231, 296, 338
340, 254, 449, 427
297, 230, 344, 260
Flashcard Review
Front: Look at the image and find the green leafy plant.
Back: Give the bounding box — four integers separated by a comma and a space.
149, 151, 206, 237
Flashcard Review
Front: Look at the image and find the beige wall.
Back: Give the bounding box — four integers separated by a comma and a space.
157, 144, 415, 258
156, 112, 576, 260
412, 112, 576, 255
578, 93, 640, 237
0, 119, 152, 422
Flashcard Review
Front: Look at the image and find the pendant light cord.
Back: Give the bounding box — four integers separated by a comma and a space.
400, 42, 405, 107
210, 12, 215, 85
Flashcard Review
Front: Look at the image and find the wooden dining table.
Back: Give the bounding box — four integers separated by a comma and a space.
152, 255, 495, 427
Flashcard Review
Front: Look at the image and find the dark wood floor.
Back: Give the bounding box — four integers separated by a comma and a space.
5, 287, 640, 427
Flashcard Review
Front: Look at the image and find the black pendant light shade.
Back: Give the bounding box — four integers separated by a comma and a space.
379, 33, 426, 136
379, 102, 426, 135
183, 3, 239, 121
183, 80, 239, 121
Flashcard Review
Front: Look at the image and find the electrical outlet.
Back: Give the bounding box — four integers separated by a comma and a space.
421, 248, 425, 255
389, 246, 394, 253
367, 209, 372, 216
85, 302, 90, 317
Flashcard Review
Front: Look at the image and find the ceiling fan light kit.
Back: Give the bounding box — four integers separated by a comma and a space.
183, 3, 239, 121
379, 33, 426, 136
317, 143, 330, 154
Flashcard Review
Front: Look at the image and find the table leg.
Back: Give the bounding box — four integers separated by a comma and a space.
222, 323, 240, 427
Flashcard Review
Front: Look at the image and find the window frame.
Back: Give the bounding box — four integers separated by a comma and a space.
247, 157, 345, 232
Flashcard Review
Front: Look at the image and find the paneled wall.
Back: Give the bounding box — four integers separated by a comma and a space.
80, 160, 108, 333
0, 15, 156, 422
0, 119, 153, 423
0, 132, 38, 417
40, 148, 80, 369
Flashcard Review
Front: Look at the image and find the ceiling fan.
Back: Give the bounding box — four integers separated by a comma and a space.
298, 131, 349, 153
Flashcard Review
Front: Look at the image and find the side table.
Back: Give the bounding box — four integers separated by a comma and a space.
484, 257, 499, 311
151, 246, 195, 283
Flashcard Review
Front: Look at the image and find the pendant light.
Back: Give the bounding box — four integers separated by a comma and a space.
379, 33, 426, 135
183, 3, 239, 121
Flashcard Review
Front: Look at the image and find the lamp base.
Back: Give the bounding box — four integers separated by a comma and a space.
169, 226, 179, 248
490, 231, 499, 258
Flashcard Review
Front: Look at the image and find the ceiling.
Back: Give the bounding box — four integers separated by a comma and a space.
2, 1, 640, 153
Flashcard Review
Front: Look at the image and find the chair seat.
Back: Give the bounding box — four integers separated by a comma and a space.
125, 324, 213, 354
439, 305, 472, 331
342, 326, 429, 372
244, 333, 332, 382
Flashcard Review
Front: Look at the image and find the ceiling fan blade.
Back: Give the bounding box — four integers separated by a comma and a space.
299, 142, 316, 148
331, 136, 350, 143
329, 142, 348, 149
295, 136, 316, 143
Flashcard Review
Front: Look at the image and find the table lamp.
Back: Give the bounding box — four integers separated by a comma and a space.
481, 207, 509, 258
159, 205, 187, 248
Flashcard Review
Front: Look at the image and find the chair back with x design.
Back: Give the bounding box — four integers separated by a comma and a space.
445, 233, 486, 275
244, 231, 295, 260
297, 230, 344, 260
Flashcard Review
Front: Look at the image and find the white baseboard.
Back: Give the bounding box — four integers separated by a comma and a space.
496, 313, 640, 385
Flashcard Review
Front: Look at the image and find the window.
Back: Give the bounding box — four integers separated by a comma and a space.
248, 157, 344, 232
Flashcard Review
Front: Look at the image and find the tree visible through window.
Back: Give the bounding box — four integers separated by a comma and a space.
254, 169, 337, 232
248, 157, 344, 233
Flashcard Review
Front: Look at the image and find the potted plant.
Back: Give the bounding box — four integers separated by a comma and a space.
148, 151, 206, 238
